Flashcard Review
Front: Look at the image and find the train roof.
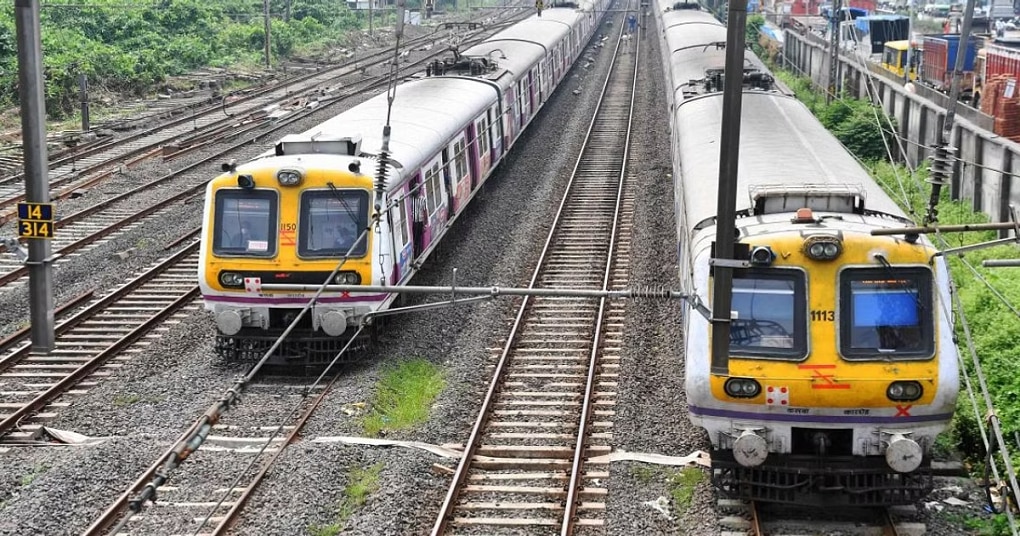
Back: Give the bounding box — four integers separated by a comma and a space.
662, 13, 727, 95
676, 92, 909, 226
461, 7, 593, 77
255, 76, 499, 186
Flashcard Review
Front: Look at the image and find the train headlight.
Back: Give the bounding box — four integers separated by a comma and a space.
749, 246, 774, 266
724, 378, 761, 398
334, 271, 361, 285
276, 169, 303, 186
804, 237, 842, 261
887, 381, 923, 402
219, 271, 245, 288
237, 174, 255, 189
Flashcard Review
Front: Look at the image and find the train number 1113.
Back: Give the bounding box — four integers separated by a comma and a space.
811, 310, 835, 322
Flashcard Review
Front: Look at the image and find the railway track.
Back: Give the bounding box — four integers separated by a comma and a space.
0, 11, 521, 226
719, 500, 927, 536
430, 20, 638, 536
84, 380, 336, 536
0, 17, 528, 295
0, 242, 200, 442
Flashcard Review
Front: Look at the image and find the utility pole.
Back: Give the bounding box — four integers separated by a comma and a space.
924, 0, 977, 224
370, 0, 374, 36
709, 0, 749, 376
827, 0, 842, 103
904, 0, 914, 83
263, 0, 271, 68
15, 0, 54, 354
78, 73, 90, 133
284, 0, 292, 22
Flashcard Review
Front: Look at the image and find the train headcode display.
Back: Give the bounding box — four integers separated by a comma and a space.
17, 202, 54, 240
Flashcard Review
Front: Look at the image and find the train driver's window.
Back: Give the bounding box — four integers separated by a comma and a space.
213, 189, 277, 257
728, 270, 807, 359
298, 190, 370, 258
840, 268, 934, 360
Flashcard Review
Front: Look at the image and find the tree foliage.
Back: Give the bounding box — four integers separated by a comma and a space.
0, 0, 370, 117
776, 70, 895, 160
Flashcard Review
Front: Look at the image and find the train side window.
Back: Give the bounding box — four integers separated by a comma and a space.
213, 189, 278, 257
839, 267, 934, 360
297, 189, 370, 258
728, 269, 807, 359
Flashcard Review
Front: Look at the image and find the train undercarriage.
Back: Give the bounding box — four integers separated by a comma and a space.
712, 450, 933, 507
214, 327, 373, 367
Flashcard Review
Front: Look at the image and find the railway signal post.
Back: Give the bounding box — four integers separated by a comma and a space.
15, 0, 55, 354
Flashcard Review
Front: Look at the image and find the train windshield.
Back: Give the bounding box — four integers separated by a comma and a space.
212, 189, 278, 257
840, 268, 934, 360
299, 189, 370, 258
728, 270, 807, 359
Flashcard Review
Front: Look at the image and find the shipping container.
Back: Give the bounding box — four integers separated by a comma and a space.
985, 43, 1020, 80
920, 34, 980, 93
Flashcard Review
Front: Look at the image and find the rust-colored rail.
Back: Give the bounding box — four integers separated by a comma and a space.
432, 12, 637, 534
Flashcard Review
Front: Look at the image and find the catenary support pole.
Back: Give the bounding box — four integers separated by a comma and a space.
710, 0, 749, 376
15, 0, 54, 354
263, 0, 271, 68
78, 73, 89, 133
827, 0, 842, 102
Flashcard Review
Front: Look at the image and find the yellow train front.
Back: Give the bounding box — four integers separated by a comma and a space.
683, 189, 959, 507
660, 5, 959, 507
198, 136, 387, 365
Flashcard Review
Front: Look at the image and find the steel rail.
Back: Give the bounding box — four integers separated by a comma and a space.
750, 501, 763, 536
0, 13, 520, 226
431, 13, 634, 534
0, 243, 200, 439
882, 507, 901, 536
0, 25, 448, 192
560, 14, 639, 532
0, 19, 526, 279
0, 289, 94, 355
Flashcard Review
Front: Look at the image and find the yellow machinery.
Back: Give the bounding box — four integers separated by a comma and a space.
881, 40, 921, 80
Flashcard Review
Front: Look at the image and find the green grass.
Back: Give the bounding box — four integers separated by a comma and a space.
112, 394, 141, 407
666, 467, 705, 515
631, 464, 657, 484
362, 359, 445, 437
943, 511, 1011, 535
19, 465, 49, 486
308, 462, 384, 535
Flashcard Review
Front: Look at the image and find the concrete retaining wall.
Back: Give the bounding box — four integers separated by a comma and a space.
782, 30, 1020, 229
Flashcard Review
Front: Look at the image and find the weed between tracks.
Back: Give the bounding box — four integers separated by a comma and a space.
629, 464, 706, 516
309, 462, 384, 536
362, 358, 445, 437
19, 464, 49, 486
667, 467, 704, 515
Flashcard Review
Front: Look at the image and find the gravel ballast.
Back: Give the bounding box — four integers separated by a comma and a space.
0, 9, 996, 536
